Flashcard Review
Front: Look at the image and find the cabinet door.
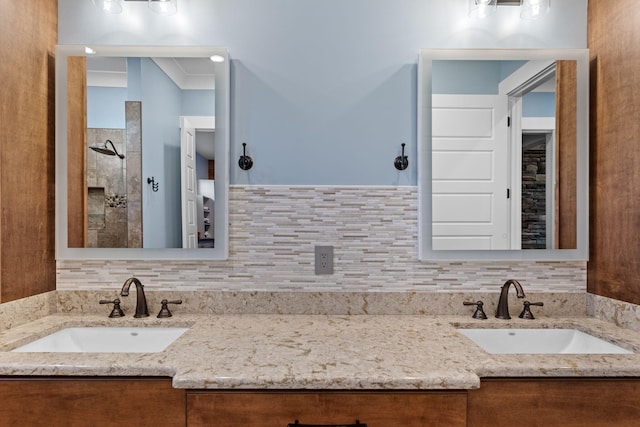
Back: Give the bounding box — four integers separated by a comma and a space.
468, 378, 640, 427
187, 391, 466, 427
0, 377, 186, 427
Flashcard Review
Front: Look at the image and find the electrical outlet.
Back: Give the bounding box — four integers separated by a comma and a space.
315, 245, 334, 275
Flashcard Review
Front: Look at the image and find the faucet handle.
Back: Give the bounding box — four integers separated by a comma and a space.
157, 299, 182, 318
99, 298, 125, 318
463, 300, 488, 320
519, 301, 544, 320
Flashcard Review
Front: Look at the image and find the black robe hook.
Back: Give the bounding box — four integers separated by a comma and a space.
394, 143, 409, 170
238, 143, 253, 170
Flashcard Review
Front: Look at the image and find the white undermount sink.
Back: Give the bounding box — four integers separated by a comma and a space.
457, 328, 633, 354
11, 327, 189, 353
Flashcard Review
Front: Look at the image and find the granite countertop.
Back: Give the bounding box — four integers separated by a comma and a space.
0, 314, 640, 390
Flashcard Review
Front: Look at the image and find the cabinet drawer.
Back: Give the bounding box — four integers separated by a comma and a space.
0, 377, 185, 427
187, 390, 466, 427
468, 378, 640, 427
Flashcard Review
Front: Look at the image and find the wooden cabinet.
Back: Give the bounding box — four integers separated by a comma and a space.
0, 0, 56, 301
587, 0, 640, 304
186, 390, 467, 427
0, 377, 185, 427
468, 378, 640, 427
4, 376, 640, 426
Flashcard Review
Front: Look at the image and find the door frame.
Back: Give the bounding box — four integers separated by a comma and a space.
179, 116, 215, 248
500, 61, 557, 249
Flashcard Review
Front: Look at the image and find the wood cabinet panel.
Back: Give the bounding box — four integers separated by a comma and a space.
468, 378, 640, 427
67, 56, 88, 248
186, 390, 466, 427
555, 60, 577, 249
0, 377, 186, 427
0, 0, 57, 301
587, 0, 640, 302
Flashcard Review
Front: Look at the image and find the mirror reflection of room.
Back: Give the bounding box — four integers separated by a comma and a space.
431, 59, 576, 251
68, 55, 216, 249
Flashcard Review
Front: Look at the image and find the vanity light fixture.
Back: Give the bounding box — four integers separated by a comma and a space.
92, 0, 123, 14
92, 0, 178, 15
520, 0, 551, 19
468, 0, 550, 19
148, 0, 177, 15
468, 0, 497, 19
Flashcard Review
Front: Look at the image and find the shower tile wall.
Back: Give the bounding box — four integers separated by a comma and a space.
125, 101, 142, 248
57, 186, 586, 293
86, 128, 127, 247
86, 102, 142, 249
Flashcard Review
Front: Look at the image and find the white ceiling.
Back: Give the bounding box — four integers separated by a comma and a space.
85, 56, 215, 89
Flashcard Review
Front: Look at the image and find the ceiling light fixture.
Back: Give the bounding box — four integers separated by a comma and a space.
468, 0, 550, 19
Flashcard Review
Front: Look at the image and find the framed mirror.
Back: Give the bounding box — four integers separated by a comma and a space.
56, 45, 230, 260
418, 49, 589, 261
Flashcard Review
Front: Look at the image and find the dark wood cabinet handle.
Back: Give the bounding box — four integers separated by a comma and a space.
287, 421, 367, 427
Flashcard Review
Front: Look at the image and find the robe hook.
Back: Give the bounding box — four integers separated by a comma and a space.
238, 142, 253, 170
394, 143, 409, 170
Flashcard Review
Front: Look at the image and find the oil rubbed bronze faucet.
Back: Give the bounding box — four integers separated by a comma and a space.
120, 277, 149, 318
495, 279, 525, 319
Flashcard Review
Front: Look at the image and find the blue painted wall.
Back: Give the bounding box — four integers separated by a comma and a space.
433, 60, 556, 117
59, 0, 587, 186
432, 60, 502, 95
87, 86, 127, 129
182, 90, 215, 116
523, 92, 555, 117
137, 57, 183, 248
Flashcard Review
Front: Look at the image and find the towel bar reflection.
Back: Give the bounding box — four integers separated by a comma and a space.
147, 177, 159, 192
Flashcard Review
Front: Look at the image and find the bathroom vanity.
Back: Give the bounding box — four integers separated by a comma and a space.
2, 376, 639, 426
1, 313, 640, 426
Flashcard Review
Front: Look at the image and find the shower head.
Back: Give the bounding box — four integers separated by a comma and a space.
90, 140, 125, 159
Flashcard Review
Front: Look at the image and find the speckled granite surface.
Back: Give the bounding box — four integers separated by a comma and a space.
1, 313, 640, 390
55, 290, 588, 317
588, 293, 640, 332
0, 292, 56, 332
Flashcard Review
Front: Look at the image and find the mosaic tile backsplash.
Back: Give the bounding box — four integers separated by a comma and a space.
57, 186, 586, 292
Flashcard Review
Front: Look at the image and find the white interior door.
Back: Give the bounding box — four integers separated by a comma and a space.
432, 94, 509, 250
180, 123, 198, 248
